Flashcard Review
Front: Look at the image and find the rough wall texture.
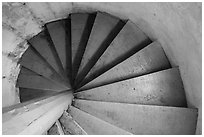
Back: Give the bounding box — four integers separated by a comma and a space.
73, 2, 202, 134
2, 2, 41, 107
2, 2, 201, 134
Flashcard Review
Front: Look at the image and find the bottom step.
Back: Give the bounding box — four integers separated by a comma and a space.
47, 123, 60, 135
68, 106, 132, 135
59, 111, 87, 135
47, 120, 64, 135
73, 99, 198, 135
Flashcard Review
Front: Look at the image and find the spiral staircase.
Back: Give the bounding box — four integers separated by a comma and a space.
3, 12, 198, 135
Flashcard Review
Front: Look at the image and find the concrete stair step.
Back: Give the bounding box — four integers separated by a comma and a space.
71, 13, 96, 82
75, 12, 125, 86
17, 67, 69, 91
59, 111, 87, 135
47, 122, 60, 135
46, 19, 71, 78
28, 30, 65, 79
47, 120, 64, 135
68, 106, 132, 135
19, 88, 56, 102
73, 99, 198, 135
19, 46, 71, 88
78, 20, 152, 88
78, 41, 171, 90
75, 68, 187, 107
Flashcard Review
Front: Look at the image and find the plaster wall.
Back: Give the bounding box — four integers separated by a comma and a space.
2, 2, 201, 134
73, 2, 202, 134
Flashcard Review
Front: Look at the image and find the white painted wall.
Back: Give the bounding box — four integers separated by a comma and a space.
2, 2, 201, 134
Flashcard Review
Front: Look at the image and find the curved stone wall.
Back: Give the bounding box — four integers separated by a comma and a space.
2, 2, 201, 134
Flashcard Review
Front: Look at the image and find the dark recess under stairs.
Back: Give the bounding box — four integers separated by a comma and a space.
15, 11, 197, 135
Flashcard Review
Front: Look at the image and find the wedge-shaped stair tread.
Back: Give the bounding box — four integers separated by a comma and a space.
56, 120, 65, 135
73, 100, 198, 135
59, 111, 87, 135
71, 13, 95, 80
17, 67, 68, 91
46, 19, 71, 75
75, 12, 125, 85
47, 123, 60, 135
28, 30, 65, 77
19, 88, 56, 102
19, 46, 70, 88
75, 68, 186, 107
68, 106, 132, 135
79, 41, 171, 90
79, 20, 152, 88
48, 120, 64, 135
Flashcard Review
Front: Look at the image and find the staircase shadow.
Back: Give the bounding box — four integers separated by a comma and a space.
44, 29, 68, 81
19, 88, 56, 102
78, 38, 152, 89
64, 17, 72, 85
74, 20, 126, 88
77, 65, 172, 92
72, 13, 97, 83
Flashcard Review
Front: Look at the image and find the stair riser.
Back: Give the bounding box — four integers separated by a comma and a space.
17, 75, 68, 91
46, 19, 72, 79
59, 111, 87, 135
19, 47, 71, 88
69, 106, 132, 135
73, 100, 197, 135
71, 13, 96, 82
77, 21, 152, 88
75, 12, 125, 86
19, 88, 56, 102
28, 30, 66, 78
75, 68, 187, 107
78, 41, 171, 90
47, 123, 60, 135
17, 67, 68, 91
